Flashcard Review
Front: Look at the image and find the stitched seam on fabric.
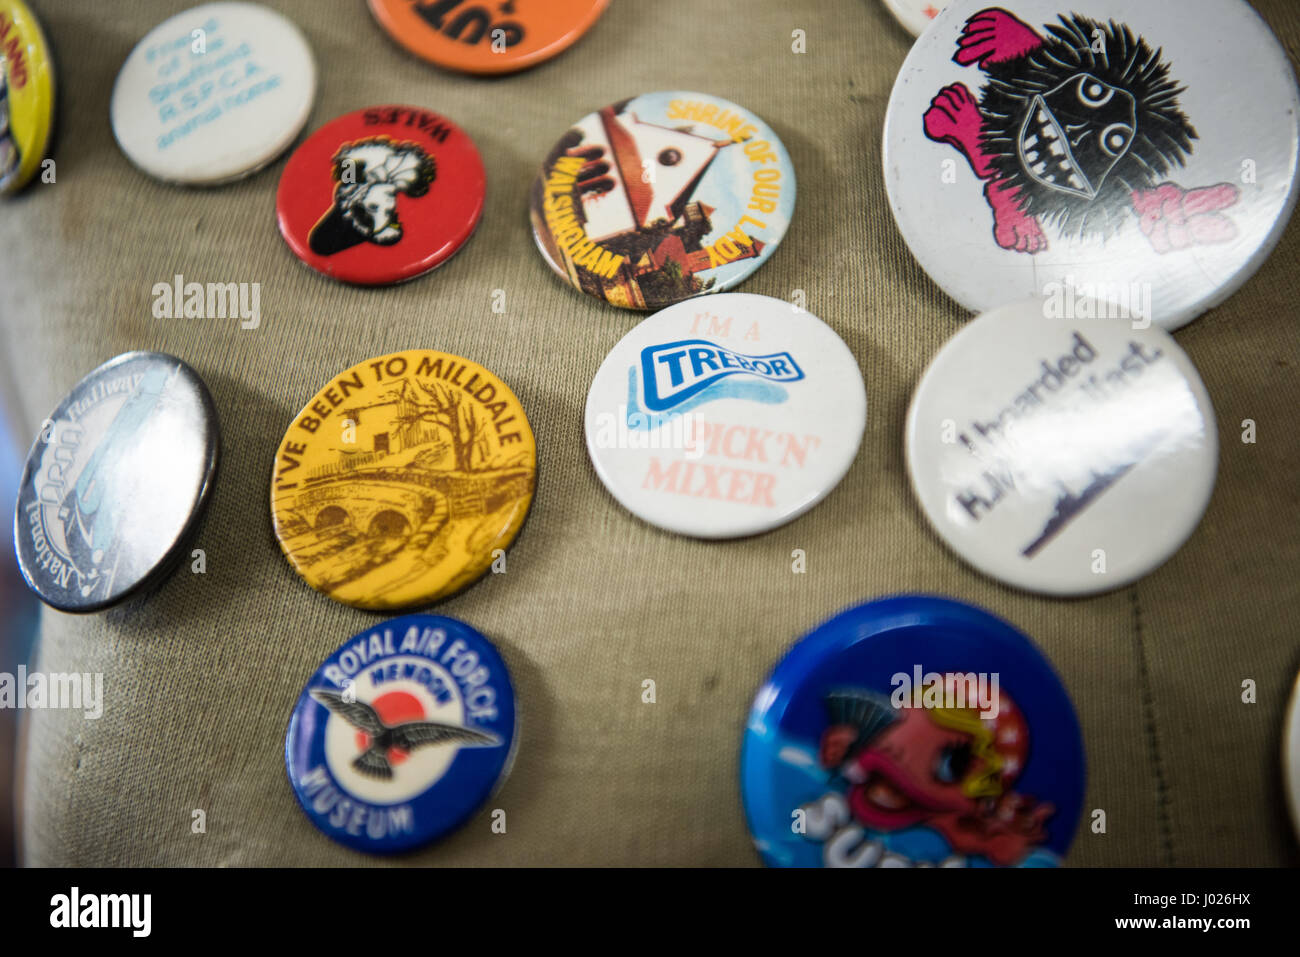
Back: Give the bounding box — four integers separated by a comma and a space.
1131, 588, 1175, 865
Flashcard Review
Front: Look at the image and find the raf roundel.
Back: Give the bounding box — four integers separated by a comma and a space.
905, 299, 1218, 596
270, 350, 535, 611
741, 595, 1086, 868
883, 0, 1300, 330
584, 293, 865, 538
285, 614, 517, 854
13, 352, 220, 612
367, 0, 609, 75
277, 106, 486, 286
110, 2, 317, 185
531, 91, 796, 310
0, 0, 56, 196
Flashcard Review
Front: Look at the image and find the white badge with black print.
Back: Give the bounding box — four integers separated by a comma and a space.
584, 293, 867, 539
905, 299, 1217, 596
1286, 671, 1300, 841
110, 2, 317, 185
883, 0, 1300, 330
882, 0, 951, 38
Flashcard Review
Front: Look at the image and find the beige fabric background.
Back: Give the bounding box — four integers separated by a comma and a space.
2, 0, 1298, 867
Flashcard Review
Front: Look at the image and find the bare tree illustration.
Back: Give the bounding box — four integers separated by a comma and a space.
389, 378, 490, 472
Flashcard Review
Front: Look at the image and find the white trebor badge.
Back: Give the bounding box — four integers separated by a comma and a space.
905, 300, 1218, 596
883, 0, 1300, 330
110, 2, 317, 185
584, 293, 867, 539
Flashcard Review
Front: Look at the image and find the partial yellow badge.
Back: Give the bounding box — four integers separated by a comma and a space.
271, 351, 536, 611
0, 0, 54, 195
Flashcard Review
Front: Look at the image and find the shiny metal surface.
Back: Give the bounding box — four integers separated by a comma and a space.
12, 351, 219, 612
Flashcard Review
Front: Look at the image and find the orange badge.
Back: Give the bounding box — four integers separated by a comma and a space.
366, 0, 609, 75
271, 351, 536, 610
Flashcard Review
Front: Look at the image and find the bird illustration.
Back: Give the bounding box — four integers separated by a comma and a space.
310, 688, 499, 780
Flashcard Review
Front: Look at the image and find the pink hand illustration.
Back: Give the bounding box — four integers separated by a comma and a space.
954, 8, 1043, 67
986, 179, 1047, 253
923, 83, 995, 179
1131, 183, 1240, 254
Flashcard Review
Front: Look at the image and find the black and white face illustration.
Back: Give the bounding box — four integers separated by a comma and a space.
1018, 72, 1136, 199
309, 138, 438, 256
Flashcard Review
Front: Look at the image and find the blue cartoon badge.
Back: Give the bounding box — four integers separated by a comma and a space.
741, 595, 1085, 867
285, 614, 517, 854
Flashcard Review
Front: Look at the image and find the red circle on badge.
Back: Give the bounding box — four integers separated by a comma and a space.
276, 106, 486, 285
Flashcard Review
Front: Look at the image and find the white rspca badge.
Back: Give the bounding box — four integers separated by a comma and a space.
110, 2, 317, 185
584, 293, 866, 539
904, 299, 1217, 596
285, 614, 517, 854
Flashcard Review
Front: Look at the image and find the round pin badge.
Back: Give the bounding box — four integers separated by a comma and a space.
13, 352, 220, 613
277, 106, 485, 286
271, 350, 535, 611
530, 92, 796, 310
110, 2, 316, 185
367, 0, 608, 75
883, 0, 1300, 330
1285, 670, 1300, 841
905, 299, 1217, 596
882, 0, 951, 37
584, 293, 864, 538
285, 614, 517, 854
0, 0, 54, 196
741, 594, 1085, 868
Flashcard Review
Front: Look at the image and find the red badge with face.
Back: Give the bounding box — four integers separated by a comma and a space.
276, 106, 486, 286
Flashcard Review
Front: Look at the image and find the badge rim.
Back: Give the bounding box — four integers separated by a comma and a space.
275, 105, 486, 286
284, 613, 518, 855
109, 1, 318, 186
740, 593, 1087, 868
0, 0, 57, 196
582, 292, 865, 539
1284, 669, 1300, 843
880, 0, 1300, 331
12, 351, 221, 613
269, 349, 536, 611
364, 0, 610, 76
904, 299, 1219, 597
531, 90, 797, 310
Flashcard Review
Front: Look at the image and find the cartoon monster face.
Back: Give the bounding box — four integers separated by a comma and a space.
842, 707, 987, 830
821, 688, 1030, 836
1019, 72, 1136, 199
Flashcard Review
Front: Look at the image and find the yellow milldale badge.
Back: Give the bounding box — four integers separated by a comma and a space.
0, 0, 54, 195
270, 351, 536, 611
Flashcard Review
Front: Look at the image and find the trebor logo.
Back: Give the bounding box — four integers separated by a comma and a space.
639, 339, 804, 413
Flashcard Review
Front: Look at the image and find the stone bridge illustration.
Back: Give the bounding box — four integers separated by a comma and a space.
279, 465, 533, 545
